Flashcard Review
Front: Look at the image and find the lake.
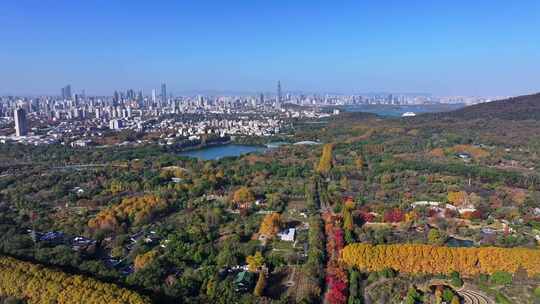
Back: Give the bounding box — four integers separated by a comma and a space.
342, 104, 465, 117
446, 237, 475, 248
178, 144, 266, 160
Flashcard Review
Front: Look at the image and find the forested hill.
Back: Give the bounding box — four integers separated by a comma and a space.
427, 92, 540, 120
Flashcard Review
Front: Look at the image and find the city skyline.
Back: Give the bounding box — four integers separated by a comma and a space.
0, 82, 514, 100
1, 1, 540, 96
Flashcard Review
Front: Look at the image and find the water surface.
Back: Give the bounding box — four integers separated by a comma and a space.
446, 237, 475, 247
178, 144, 265, 160
342, 104, 465, 117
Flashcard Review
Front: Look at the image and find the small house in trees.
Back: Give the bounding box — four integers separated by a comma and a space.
234, 271, 254, 292
233, 187, 255, 210
278, 228, 296, 242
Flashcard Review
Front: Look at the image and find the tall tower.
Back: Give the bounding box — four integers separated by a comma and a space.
62, 85, 72, 100
161, 83, 167, 103
277, 81, 282, 104
14, 108, 28, 137
113, 91, 120, 106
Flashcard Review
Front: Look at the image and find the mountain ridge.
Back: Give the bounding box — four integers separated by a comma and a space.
426, 92, 540, 120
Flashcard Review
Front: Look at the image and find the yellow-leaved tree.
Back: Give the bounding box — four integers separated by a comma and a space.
233, 186, 255, 204
317, 144, 334, 174
134, 250, 159, 271
247, 251, 265, 272
258, 213, 281, 238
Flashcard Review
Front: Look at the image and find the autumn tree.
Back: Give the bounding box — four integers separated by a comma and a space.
233, 186, 255, 204
247, 251, 264, 272
317, 144, 334, 174
342, 198, 354, 232
134, 250, 159, 271
253, 272, 266, 297
258, 212, 281, 238
448, 191, 468, 206
354, 157, 365, 170
383, 208, 404, 223
89, 194, 169, 231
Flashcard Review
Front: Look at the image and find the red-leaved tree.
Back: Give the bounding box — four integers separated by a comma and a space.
383, 208, 404, 223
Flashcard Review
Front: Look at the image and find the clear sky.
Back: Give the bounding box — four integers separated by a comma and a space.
1, 0, 539, 96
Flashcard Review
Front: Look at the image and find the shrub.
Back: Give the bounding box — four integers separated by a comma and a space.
490, 271, 512, 285
380, 267, 397, 279
450, 271, 463, 287
534, 286, 540, 299
495, 292, 512, 304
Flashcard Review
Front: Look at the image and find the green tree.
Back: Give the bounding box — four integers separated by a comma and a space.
428, 229, 445, 245
405, 287, 422, 304
491, 271, 512, 285
450, 271, 463, 287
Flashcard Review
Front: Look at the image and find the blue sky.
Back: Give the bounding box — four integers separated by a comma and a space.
1, 0, 539, 96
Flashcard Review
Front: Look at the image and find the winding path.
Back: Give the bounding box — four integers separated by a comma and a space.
457, 284, 494, 304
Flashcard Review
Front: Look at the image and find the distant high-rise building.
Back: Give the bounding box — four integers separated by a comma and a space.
113, 91, 120, 106
161, 83, 167, 103
126, 89, 135, 100
151, 89, 157, 103
259, 93, 264, 105
387, 94, 393, 104
277, 81, 282, 104
62, 85, 72, 100
14, 108, 28, 137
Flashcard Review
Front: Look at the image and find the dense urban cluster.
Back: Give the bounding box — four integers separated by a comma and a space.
0, 83, 497, 148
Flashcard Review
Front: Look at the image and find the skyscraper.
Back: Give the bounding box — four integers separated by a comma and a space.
14, 108, 28, 137
277, 81, 282, 104
62, 85, 72, 100
161, 83, 167, 103
113, 91, 120, 106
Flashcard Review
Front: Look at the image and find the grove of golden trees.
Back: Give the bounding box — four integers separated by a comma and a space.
0, 256, 150, 304
341, 244, 540, 277
89, 194, 168, 231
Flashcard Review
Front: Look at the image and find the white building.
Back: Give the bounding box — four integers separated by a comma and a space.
278, 228, 296, 242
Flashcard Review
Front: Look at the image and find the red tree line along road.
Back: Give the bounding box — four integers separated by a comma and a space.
323, 212, 348, 304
